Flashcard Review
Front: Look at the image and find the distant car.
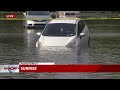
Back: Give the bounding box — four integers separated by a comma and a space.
23, 11, 51, 28
36, 18, 90, 47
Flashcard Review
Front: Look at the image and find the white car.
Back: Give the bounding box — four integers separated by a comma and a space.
36, 18, 90, 47
23, 11, 51, 28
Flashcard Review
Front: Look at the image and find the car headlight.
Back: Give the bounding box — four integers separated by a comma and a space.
66, 42, 75, 47
27, 20, 34, 23
36, 41, 42, 47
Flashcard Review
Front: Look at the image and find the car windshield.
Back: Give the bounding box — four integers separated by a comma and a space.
27, 11, 49, 15
42, 23, 76, 36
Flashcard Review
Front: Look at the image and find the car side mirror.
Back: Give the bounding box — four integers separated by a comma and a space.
23, 13, 26, 16
79, 33, 85, 39
36, 32, 41, 36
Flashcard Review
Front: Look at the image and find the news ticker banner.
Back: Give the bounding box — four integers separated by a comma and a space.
2, 62, 120, 73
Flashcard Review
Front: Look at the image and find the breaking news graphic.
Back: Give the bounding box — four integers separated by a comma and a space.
1, 62, 120, 74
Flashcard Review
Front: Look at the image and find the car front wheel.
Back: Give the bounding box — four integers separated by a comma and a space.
23, 21, 29, 29
88, 36, 90, 47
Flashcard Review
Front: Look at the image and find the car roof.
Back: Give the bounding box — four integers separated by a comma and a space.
49, 18, 82, 24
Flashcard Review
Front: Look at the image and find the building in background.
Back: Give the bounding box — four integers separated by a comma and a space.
52, 11, 120, 18
56, 11, 80, 18
79, 11, 120, 18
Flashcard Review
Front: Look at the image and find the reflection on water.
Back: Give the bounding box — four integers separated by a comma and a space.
0, 21, 120, 79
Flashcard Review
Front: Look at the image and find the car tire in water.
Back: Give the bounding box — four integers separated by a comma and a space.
88, 36, 90, 47
25, 23, 29, 29
23, 21, 29, 29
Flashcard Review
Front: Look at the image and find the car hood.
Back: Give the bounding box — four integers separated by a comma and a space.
26, 15, 51, 19
39, 35, 76, 46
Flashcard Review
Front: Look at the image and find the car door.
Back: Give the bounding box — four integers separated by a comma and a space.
76, 20, 86, 46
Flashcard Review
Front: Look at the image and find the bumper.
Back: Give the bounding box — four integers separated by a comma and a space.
26, 20, 48, 27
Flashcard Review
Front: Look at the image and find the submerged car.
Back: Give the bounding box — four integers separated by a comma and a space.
36, 18, 90, 47
23, 11, 51, 28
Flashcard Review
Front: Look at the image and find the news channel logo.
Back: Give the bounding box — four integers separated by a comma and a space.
8, 65, 19, 73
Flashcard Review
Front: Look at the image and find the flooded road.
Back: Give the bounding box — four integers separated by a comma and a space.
0, 20, 120, 79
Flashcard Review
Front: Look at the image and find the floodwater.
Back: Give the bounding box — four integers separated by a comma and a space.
0, 20, 120, 79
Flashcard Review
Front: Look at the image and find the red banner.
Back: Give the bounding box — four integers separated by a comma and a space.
3, 14, 16, 18
19, 65, 120, 72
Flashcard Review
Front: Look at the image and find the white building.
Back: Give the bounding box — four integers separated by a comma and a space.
57, 11, 80, 18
